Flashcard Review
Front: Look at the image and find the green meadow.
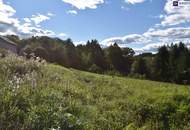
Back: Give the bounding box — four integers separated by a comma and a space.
0, 54, 190, 130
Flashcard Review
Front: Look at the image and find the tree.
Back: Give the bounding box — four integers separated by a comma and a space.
34, 47, 49, 59
12, 35, 190, 84
152, 46, 171, 82
86, 40, 106, 69
169, 42, 190, 83
6, 35, 20, 44
76, 40, 107, 70
131, 57, 148, 76
121, 47, 135, 74
63, 40, 81, 69
106, 43, 126, 73
122, 47, 135, 57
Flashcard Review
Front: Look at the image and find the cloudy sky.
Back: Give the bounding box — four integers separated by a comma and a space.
0, 0, 190, 53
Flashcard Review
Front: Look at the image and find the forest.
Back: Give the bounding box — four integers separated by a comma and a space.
6, 35, 190, 84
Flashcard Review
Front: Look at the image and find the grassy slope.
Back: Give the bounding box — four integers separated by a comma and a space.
42, 64, 190, 129
1, 56, 190, 130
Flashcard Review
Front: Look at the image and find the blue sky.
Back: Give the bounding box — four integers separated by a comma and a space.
0, 0, 190, 53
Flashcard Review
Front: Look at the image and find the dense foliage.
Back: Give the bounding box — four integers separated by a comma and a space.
0, 53, 190, 130
151, 43, 190, 84
6, 35, 190, 84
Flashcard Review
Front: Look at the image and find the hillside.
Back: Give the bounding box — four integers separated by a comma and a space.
0, 54, 190, 130
15, 36, 190, 85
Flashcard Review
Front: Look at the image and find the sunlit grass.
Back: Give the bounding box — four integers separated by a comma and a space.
0, 54, 190, 130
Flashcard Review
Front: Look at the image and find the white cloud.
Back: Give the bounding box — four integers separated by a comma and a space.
161, 0, 190, 26
23, 13, 54, 29
67, 10, 78, 15
0, 0, 16, 17
124, 0, 146, 4
0, 0, 17, 25
58, 33, 67, 37
159, 14, 165, 19
0, 0, 63, 38
0, 0, 19, 35
144, 27, 190, 39
30, 14, 50, 25
101, 34, 146, 46
137, 38, 190, 53
17, 22, 56, 38
161, 14, 190, 26
47, 12, 54, 16
101, 37, 124, 46
134, 42, 166, 54
101, 27, 190, 53
62, 0, 104, 10
23, 18, 31, 23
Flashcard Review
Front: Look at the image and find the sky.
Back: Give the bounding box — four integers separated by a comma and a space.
0, 0, 190, 53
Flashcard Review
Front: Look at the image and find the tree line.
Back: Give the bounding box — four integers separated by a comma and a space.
6, 35, 190, 84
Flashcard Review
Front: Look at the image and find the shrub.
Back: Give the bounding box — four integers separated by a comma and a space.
88, 64, 102, 73
0, 53, 44, 76
0, 48, 9, 58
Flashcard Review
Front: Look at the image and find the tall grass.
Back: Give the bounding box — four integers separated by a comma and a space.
0, 53, 190, 130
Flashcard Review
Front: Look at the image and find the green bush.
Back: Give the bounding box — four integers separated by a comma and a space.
0, 53, 43, 76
